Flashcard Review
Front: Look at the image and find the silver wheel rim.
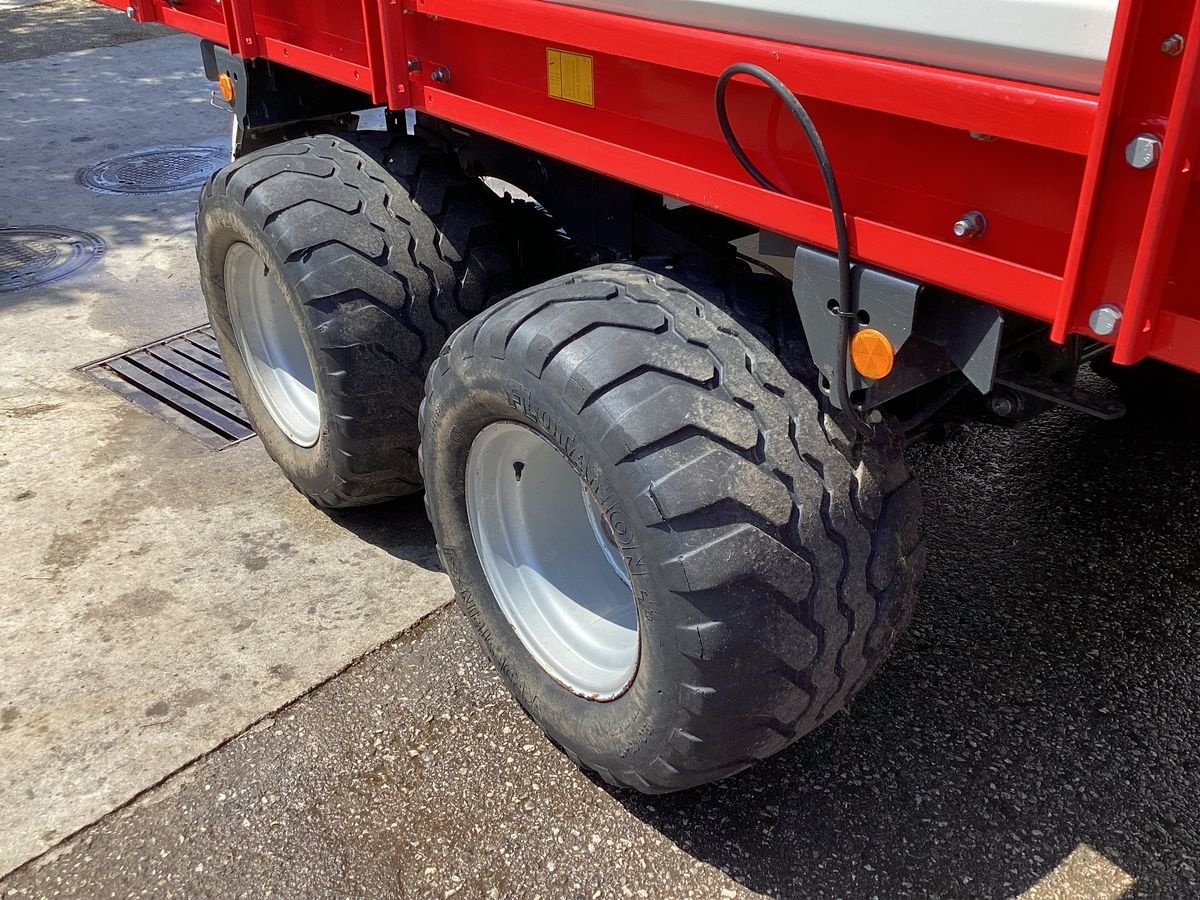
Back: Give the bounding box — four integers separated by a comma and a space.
466, 422, 638, 699
224, 242, 320, 446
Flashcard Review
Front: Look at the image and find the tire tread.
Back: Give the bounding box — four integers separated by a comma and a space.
198, 133, 518, 507
423, 259, 922, 791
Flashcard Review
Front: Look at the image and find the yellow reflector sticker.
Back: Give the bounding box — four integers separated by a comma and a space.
850, 328, 895, 380
547, 48, 594, 107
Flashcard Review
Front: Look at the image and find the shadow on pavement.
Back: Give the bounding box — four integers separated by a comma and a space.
2, 31, 225, 331
613, 391, 1200, 898
326, 495, 444, 572
0, 0, 171, 65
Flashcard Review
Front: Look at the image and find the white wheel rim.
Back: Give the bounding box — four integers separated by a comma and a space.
224, 242, 320, 446
466, 422, 638, 699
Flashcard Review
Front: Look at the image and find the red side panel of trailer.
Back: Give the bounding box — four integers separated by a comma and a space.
101, 0, 1200, 372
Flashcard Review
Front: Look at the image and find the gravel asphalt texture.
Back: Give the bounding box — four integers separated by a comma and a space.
5, 385, 1200, 898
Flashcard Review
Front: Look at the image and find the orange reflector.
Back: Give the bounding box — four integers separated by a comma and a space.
218, 72, 235, 103
850, 328, 895, 380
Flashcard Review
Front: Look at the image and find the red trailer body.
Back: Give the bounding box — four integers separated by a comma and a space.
103, 0, 1200, 373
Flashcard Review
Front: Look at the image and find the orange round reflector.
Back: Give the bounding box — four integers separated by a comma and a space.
218, 72, 236, 103
850, 328, 895, 380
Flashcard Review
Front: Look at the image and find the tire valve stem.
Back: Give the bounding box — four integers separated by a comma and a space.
513, 461, 524, 482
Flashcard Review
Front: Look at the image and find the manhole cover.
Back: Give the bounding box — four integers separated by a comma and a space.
78, 145, 229, 195
80, 324, 254, 450
0, 226, 105, 294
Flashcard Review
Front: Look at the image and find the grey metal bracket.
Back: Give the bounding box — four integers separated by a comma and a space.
791, 245, 921, 408
790, 243, 1003, 409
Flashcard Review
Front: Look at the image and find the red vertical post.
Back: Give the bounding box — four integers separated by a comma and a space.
221, 0, 260, 58
376, 0, 413, 109
128, 0, 160, 25
361, 0, 389, 105
1054, 0, 1198, 360
1114, 10, 1200, 363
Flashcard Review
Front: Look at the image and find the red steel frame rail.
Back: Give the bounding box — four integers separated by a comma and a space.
107, 0, 1200, 373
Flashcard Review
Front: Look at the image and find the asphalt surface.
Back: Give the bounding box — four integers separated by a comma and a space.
3, 390, 1199, 898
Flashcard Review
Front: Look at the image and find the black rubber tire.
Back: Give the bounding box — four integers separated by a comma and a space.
419, 261, 924, 792
196, 132, 518, 507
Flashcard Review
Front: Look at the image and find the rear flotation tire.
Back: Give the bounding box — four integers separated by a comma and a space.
419, 261, 924, 792
197, 132, 519, 507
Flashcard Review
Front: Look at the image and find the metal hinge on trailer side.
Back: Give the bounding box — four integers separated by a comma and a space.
776, 238, 1125, 423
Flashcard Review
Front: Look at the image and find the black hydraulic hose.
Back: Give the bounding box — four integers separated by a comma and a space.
715, 62, 872, 437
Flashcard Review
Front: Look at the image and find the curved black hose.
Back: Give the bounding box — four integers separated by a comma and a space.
715, 62, 871, 437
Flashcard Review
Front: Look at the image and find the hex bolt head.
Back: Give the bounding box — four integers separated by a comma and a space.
1162, 33, 1185, 56
1126, 133, 1162, 169
406, 57, 422, 73
953, 211, 987, 239
430, 66, 452, 84
1089, 304, 1123, 337
988, 394, 1017, 418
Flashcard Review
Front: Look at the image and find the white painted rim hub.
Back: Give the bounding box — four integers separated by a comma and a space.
224, 242, 321, 447
466, 422, 639, 699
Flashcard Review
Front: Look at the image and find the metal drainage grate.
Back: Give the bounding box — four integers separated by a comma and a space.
77, 145, 229, 195
81, 325, 255, 450
0, 226, 105, 294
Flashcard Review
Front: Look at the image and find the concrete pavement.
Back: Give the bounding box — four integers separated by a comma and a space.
0, 15, 452, 874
